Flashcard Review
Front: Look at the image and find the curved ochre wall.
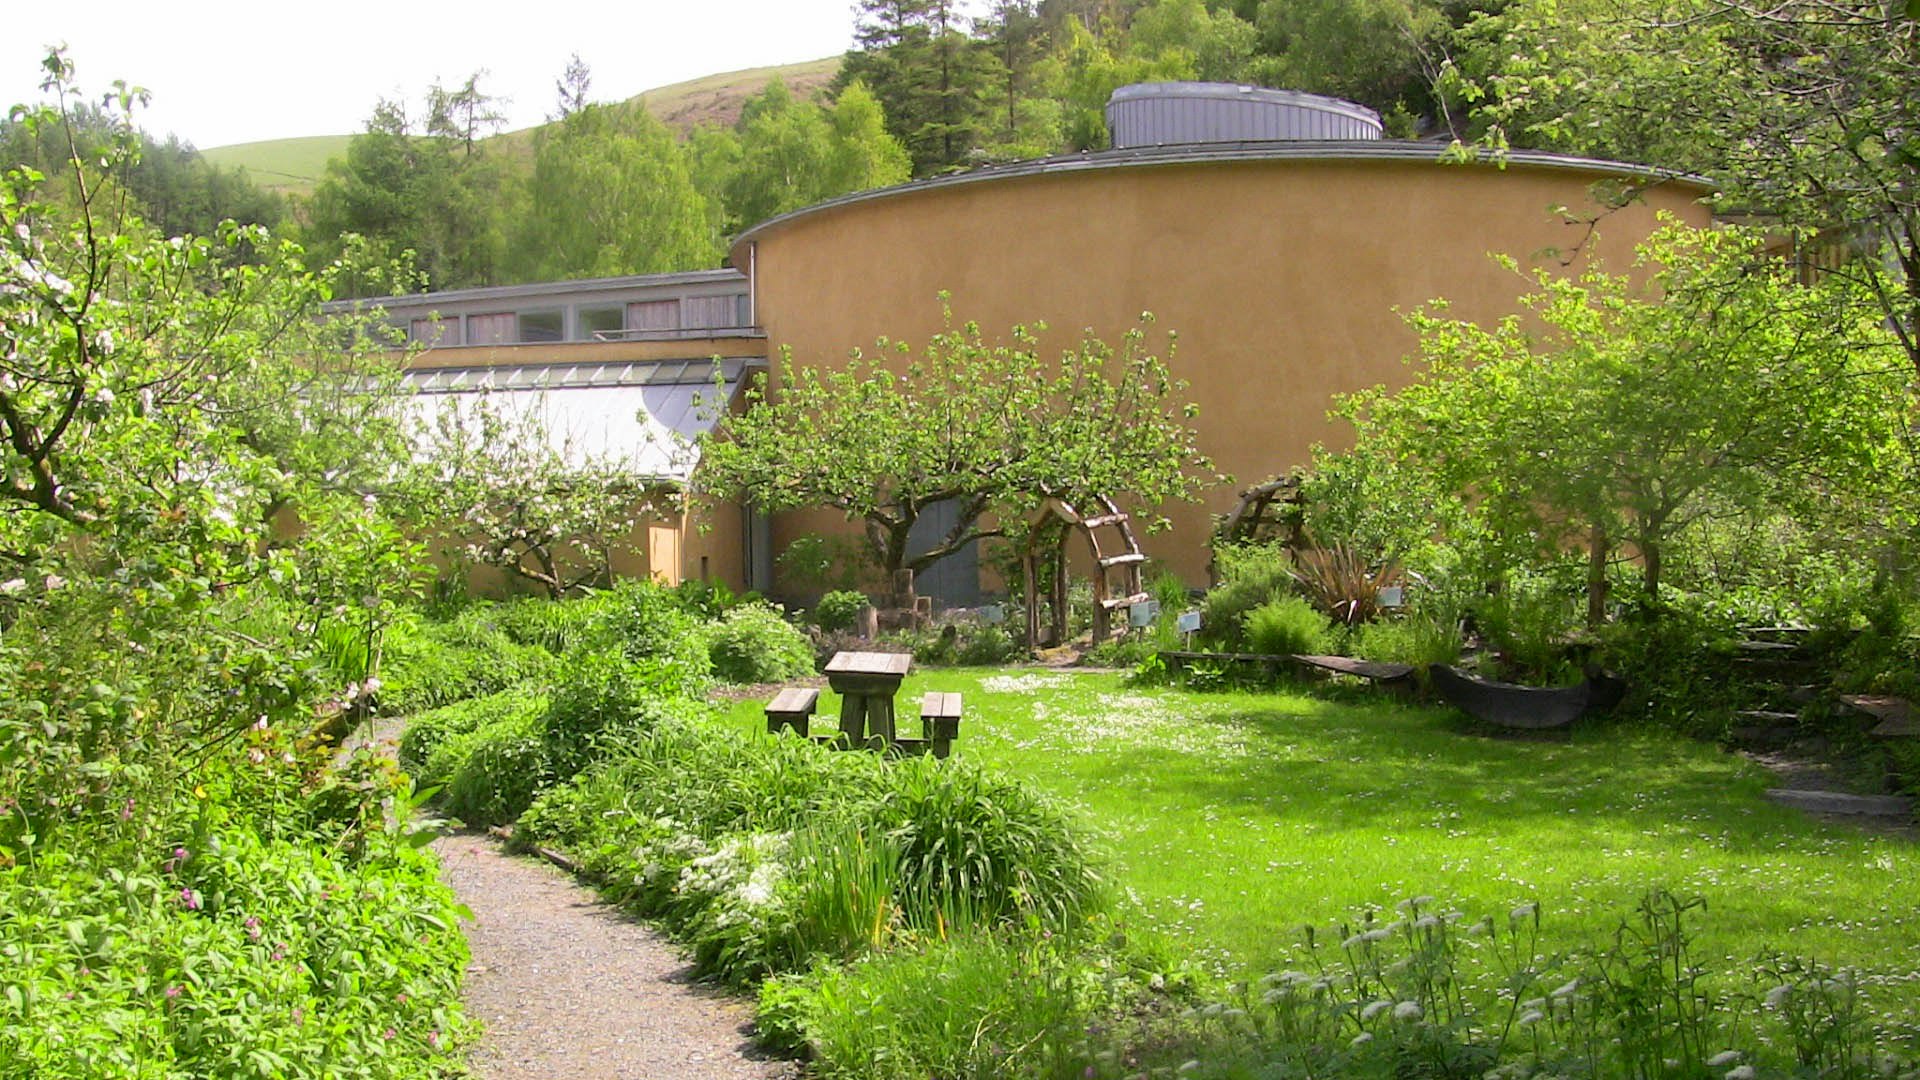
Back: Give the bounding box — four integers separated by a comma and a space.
740, 155, 1711, 590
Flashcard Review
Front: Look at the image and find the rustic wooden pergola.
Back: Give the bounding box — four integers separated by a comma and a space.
1021, 495, 1150, 652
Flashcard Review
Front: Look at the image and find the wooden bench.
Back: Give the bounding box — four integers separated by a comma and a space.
765, 687, 820, 736
915, 691, 963, 759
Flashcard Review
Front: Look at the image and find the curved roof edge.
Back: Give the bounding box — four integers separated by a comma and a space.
729, 141, 1715, 265
1107, 82, 1384, 129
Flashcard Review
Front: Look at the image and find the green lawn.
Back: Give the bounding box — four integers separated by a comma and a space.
726, 669, 1920, 992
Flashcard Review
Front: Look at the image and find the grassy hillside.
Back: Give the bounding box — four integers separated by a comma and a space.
200, 135, 353, 196
201, 57, 842, 198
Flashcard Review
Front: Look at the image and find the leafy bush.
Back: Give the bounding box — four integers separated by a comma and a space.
1347, 609, 1464, 669
378, 608, 556, 714
673, 577, 743, 620
705, 602, 816, 684
1473, 570, 1585, 682
1596, 604, 1744, 734
1201, 541, 1294, 650
1245, 596, 1333, 656
777, 533, 873, 594
541, 649, 693, 779
864, 756, 1106, 927
580, 579, 713, 693
895, 621, 1021, 667
443, 712, 553, 827
517, 715, 1107, 985
0, 829, 470, 1078
488, 595, 611, 655
398, 685, 551, 776
814, 589, 872, 633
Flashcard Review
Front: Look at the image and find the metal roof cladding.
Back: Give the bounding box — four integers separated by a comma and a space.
1105, 82, 1385, 146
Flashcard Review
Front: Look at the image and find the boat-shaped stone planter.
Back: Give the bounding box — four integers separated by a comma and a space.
1427, 664, 1626, 730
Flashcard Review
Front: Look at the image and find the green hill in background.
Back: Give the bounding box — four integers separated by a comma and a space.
201, 57, 841, 197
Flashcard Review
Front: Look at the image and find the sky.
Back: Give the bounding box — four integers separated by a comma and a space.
3, 0, 866, 149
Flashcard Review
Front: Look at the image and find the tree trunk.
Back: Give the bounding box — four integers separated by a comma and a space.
1586, 523, 1610, 628
1641, 535, 1662, 613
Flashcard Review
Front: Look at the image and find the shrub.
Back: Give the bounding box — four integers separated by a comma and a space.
1347, 609, 1464, 669
443, 712, 552, 827
541, 649, 693, 779
1595, 604, 1744, 734
705, 603, 815, 684
518, 716, 1108, 985
896, 622, 1020, 667
673, 577, 742, 621
862, 756, 1105, 927
488, 595, 610, 655
1201, 541, 1294, 650
1290, 544, 1406, 625
777, 533, 873, 594
581, 579, 712, 692
814, 589, 872, 633
1473, 570, 1585, 682
398, 686, 550, 776
0, 829, 471, 1078
1244, 596, 1332, 656
378, 609, 555, 715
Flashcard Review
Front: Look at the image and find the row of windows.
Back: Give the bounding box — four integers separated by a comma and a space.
407, 294, 752, 347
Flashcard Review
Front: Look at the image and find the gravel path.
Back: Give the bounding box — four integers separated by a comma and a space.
434, 834, 797, 1080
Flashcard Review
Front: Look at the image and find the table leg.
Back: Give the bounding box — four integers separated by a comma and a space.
839, 693, 867, 744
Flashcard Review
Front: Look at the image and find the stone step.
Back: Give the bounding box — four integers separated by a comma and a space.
1839, 695, 1917, 738
1737, 710, 1800, 723
1764, 789, 1914, 817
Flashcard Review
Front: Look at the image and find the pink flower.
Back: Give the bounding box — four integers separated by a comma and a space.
164, 985, 182, 999
244, 916, 261, 941
292, 1006, 304, 1026
428, 1030, 440, 1049
178, 888, 200, 911
383, 1028, 396, 1040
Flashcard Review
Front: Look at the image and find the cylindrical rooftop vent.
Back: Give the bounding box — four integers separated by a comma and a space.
1105, 82, 1383, 148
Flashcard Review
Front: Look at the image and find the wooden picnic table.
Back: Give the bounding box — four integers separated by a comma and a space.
824, 650, 913, 747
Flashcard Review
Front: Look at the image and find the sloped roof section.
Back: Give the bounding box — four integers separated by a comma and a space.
404, 358, 754, 483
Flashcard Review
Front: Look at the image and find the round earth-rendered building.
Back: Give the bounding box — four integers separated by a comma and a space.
731, 89, 1712, 599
